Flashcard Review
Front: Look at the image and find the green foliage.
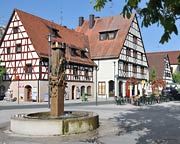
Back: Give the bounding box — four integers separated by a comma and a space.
172, 72, 180, 83
91, 0, 180, 44
0, 58, 5, 78
150, 68, 156, 81
178, 53, 180, 64
90, 0, 112, 11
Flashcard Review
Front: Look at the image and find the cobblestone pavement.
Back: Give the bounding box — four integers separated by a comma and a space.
1, 100, 180, 144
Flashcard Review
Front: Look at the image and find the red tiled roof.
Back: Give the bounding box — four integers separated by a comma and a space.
146, 53, 168, 78
147, 51, 180, 65
13, 9, 95, 66
76, 14, 135, 60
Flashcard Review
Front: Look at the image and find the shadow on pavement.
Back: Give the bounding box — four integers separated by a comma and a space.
112, 102, 180, 144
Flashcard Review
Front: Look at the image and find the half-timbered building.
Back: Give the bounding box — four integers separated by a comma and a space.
76, 14, 149, 98
0, 8, 150, 101
147, 53, 173, 83
0, 9, 95, 102
147, 51, 180, 74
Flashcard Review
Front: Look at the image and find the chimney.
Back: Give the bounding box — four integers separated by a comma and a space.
79, 16, 84, 26
89, 14, 95, 29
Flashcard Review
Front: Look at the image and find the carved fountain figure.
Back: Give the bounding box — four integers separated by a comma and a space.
49, 42, 66, 117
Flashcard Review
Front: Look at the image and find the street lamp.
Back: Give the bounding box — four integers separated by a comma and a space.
48, 34, 51, 108
114, 61, 116, 96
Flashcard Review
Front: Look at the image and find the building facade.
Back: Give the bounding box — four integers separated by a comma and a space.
76, 14, 149, 98
147, 53, 173, 84
0, 9, 95, 102
0, 9, 150, 101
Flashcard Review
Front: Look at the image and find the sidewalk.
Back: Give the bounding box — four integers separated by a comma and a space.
0, 97, 115, 106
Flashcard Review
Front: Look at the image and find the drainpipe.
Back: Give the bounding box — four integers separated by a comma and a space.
48, 34, 51, 108
96, 60, 99, 106
38, 79, 39, 102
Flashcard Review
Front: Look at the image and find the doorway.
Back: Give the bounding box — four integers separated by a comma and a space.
72, 85, 75, 100
24, 85, 32, 101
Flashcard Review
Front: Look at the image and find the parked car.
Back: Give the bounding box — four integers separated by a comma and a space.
162, 87, 180, 100
169, 87, 180, 100
0, 94, 5, 101
161, 87, 171, 96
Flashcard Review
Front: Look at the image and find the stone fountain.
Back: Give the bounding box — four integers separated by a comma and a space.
10, 41, 99, 136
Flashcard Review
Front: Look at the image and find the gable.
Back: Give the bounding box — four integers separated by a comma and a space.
0, 11, 39, 61
76, 14, 135, 60
119, 16, 148, 67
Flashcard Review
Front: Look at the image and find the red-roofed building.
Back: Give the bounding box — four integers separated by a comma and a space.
0, 9, 149, 101
146, 53, 173, 83
76, 14, 149, 97
0, 9, 95, 101
147, 51, 180, 74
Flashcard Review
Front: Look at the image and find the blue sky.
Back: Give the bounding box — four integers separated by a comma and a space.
0, 0, 179, 53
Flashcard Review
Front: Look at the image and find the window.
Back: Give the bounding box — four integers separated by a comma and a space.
133, 50, 137, 58
165, 72, 171, 78
108, 31, 116, 40
141, 53, 143, 61
84, 69, 89, 80
50, 28, 59, 37
7, 47, 10, 54
16, 44, 21, 53
133, 36, 137, 44
71, 48, 76, 56
99, 30, 117, 41
133, 65, 137, 73
126, 48, 131, 56
166, 63, 168, 68
25, 64, 32, 73
100, 33, 107, 40
81, 51, 87, 58
73, 67, 78, 79
98, 81, 106, 95
141, 67, 144, 74
13, 27, 18, 34
123, 62, 128, 72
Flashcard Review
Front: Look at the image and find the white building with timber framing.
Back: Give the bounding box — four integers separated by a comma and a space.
76, 14, 149, 98
0, 9, 95, 102
0, 9, 149, 102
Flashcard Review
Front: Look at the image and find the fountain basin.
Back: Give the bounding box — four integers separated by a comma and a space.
10, 111, 99, 136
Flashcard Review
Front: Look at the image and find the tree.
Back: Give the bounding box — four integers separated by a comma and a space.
0, 58, 5, 79
90, 0, 180, 44
151, 78, 166, 94
172, 72, 180, 83
149, 68, 156, 82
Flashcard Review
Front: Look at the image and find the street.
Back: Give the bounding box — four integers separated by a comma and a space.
0, 99, 180, 144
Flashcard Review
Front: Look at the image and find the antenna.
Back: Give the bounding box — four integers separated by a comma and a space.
109, 1, 115, 15
60, 1, 63, 25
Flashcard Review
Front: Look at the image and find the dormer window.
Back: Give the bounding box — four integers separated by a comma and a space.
16, 44, 21, 53
13, 27, 18, 34
81, 51, 87, 58
100, 33, 107, 40
71, 48, 77, 56
99, 30, 118, 41
108, 31, 116, 40
51, 28, 59, 37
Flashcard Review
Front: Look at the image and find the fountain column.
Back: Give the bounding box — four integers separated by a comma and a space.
50, 42, 66, 117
